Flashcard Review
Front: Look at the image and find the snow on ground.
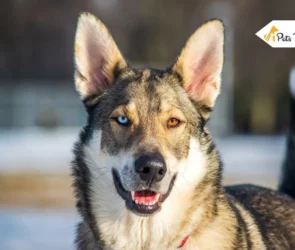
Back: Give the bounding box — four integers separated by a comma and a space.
0, 208, 77, 250
216, 135, 285, 188
0, 128, 80, 173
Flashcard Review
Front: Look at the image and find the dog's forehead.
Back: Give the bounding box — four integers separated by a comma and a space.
116, 68, 183, 108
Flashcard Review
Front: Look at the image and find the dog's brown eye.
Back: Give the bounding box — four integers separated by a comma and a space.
167, 118, 181, 128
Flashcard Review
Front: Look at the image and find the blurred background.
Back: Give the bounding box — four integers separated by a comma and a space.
1, 0, 295, 249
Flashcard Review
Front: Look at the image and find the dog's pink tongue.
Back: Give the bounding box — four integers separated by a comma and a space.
134, 190, 158, 203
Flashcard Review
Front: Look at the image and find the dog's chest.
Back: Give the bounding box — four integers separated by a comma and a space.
96, 205, 206, 250
97, 213, 197, 250
99, 218, 174, 250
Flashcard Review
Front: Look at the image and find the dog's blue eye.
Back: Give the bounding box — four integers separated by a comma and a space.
116, 116, 130, 126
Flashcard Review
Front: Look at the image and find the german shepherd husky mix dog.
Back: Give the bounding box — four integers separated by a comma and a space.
72, 13, 295, 249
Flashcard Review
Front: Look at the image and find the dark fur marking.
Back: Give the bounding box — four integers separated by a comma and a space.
83, 94, 100, 112
206, 140, 216, 155
228, 197, 252, 249
72, 127, 105, 249
146, 68, 166, 81
167, 67, 183, 85
201, 105, 213, 113
112, 62, 126, 79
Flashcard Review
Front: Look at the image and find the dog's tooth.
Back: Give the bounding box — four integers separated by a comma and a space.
131, 192, 135, 201
155, 194, 160, 201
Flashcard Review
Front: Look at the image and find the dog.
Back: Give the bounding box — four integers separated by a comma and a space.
72, 13, 295, 249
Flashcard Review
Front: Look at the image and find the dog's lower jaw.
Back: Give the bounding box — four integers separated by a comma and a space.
112, 168, 177, 217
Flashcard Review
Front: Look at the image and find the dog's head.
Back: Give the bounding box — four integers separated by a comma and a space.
74, 13, 224, 217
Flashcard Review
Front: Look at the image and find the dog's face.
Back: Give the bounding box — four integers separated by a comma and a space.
74, 14, 224, 216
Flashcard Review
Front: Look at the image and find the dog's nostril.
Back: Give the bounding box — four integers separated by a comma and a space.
142, 167, 150, 174
158, 169, 165, 176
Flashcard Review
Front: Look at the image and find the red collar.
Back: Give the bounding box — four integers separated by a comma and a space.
177, 235, 189, 248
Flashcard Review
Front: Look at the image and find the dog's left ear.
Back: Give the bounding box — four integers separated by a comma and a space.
74, 13, 127, 102
173, 20, 224, 113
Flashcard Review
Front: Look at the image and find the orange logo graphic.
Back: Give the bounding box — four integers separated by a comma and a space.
264, 25, 279, 42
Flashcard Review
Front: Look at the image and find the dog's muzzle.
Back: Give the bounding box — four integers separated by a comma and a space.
112, 152, 176, 216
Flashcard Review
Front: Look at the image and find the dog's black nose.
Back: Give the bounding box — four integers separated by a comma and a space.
134, 152, 167, 184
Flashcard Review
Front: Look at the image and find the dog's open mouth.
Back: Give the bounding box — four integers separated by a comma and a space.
129, 190, 162, 215
112, 169, 176, 216
132, 190, 160, 205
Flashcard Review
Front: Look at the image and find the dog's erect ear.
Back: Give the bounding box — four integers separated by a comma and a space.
173, 20, 224, 110
74, 13, 127, 101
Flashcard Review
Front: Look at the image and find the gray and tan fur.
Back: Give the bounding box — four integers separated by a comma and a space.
72, 13, 295, 250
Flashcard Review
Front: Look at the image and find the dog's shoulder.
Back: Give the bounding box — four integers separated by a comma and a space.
225, 184, 295, 248
225, 184, 295, 213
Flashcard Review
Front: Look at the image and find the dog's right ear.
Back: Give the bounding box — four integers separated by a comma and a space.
74, 13, 127, 103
